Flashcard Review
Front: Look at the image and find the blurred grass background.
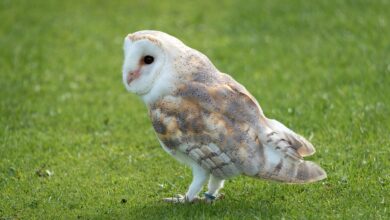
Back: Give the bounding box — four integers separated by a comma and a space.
0, 0, 389, 219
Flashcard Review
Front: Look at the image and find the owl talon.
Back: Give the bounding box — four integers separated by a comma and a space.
204, 193, 225, 203
163, 194, 201, 203
163, 194, 185, 203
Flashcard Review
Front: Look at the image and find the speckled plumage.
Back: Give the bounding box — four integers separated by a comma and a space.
122, 30, 327, 203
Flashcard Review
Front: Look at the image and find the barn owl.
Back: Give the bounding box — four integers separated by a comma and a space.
122, 30, 327, 203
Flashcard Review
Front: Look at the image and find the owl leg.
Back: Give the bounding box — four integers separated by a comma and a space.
163, 164, 209, 203
185, 165, 209, 201
204, 175, 225, 203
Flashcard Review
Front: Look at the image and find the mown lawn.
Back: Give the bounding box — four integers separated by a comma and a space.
0, 0, 389, 219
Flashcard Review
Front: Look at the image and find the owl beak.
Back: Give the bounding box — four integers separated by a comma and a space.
126, 69, 141, 85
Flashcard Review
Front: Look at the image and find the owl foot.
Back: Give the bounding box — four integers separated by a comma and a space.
204, 193, 224, 203
163, 193, 225, 204
163, 194, 200, 203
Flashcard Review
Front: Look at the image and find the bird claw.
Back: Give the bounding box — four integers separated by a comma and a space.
204, 193, 225, 203
163, 194, 196, 203
163, 193, 224, 204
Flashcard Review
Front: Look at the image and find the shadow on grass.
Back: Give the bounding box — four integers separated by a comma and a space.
91, 196, 285, 219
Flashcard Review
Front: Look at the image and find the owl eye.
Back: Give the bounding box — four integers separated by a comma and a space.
143, 55, 154, 64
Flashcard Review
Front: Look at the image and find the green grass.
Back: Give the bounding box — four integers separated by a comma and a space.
1, 0, 389, 219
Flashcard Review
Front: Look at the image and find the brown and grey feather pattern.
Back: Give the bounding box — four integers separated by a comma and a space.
149, 55, 326, 183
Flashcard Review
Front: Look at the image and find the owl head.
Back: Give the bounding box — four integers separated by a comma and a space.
122, 30, 186, 96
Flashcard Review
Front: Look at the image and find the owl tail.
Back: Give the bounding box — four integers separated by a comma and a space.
254, 118, 327, 183
265, 118, 316, 157
256, 157, 327, 183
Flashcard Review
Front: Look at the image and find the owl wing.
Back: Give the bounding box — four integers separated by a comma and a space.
150, 73, 325, 182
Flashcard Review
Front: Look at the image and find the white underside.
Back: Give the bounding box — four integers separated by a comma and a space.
157, 138, 200, 168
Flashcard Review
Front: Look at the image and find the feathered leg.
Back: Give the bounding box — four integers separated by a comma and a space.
164, 164, 209, 203
204, 175, 225, 203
